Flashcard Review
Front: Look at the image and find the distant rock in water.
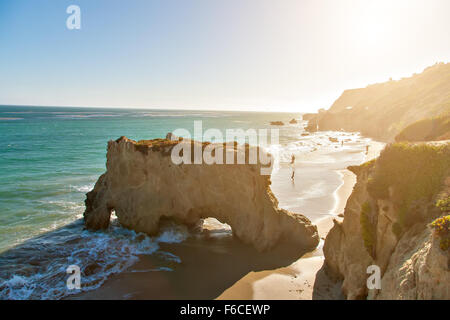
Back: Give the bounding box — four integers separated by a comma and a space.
289, 118, 298, 124
328, 137, 338, 143
323, 142, 450, 299
305, 62, 450, 141
83, 136, 319, 252
270, 121, 284, 126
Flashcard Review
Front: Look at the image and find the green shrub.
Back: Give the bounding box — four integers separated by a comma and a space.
395, 114, 450, 142
430, 215, 450, 251
367, 143, 450, 228
360, 201, 376, 258
436, 196, 450, 213
348, 159, 376, 175
367, 176, 389, 199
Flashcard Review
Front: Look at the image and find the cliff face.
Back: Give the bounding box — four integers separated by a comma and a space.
84, 136, 319, 252
323, 142, 450, 299
373, 222, 449, 299
305, 63, 450, 141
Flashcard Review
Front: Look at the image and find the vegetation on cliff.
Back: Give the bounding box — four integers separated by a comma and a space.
436, 196, 450, 213
366, 143, 450, 233
324, 141, 449, 299
395, 113, 450, 142
432, 197, 450, 251
360, 201, 376, 258
431, 215, 450, 251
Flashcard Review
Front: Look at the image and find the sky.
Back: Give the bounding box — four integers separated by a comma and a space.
1, 0, 450, 112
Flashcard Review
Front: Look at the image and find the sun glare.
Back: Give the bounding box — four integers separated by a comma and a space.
352, 1, 395, 50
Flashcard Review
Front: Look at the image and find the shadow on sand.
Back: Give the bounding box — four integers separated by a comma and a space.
70, 236, 310, 300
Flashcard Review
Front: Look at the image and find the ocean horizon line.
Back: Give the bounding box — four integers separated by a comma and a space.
0, 104, 312, 114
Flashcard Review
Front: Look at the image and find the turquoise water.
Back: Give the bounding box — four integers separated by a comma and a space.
0, 106, 307, 299
0, 106, 302, 252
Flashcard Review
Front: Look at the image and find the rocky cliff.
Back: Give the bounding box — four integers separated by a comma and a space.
84, 136, 319, 252
323, 142, 450, 299
305, 62, 450, 141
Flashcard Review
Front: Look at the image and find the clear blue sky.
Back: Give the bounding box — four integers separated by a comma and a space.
1, 0, 450, 112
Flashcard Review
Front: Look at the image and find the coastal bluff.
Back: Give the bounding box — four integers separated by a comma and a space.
323, 142, 450, 299
305, 62, 450, 141
83, 136, 319, 252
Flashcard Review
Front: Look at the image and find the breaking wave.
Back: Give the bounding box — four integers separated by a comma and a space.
0, 219, 188, 300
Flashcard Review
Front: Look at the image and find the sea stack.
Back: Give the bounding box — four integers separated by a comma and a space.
83, 136, 319, 252
270, 121, 284, 126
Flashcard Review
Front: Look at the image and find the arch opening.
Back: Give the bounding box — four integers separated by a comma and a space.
197, 217, 233, 239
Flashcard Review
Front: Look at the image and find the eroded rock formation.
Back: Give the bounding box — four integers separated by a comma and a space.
323, 142, 450, 299
84, 136, 319, 252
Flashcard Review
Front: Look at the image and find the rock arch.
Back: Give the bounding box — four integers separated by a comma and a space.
84, 136, 319, 252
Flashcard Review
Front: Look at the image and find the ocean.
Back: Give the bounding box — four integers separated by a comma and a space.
0, 106, 373, 299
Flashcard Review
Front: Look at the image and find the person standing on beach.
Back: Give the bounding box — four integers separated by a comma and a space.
366, 145, 369, 155
290, 154, 296, 180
